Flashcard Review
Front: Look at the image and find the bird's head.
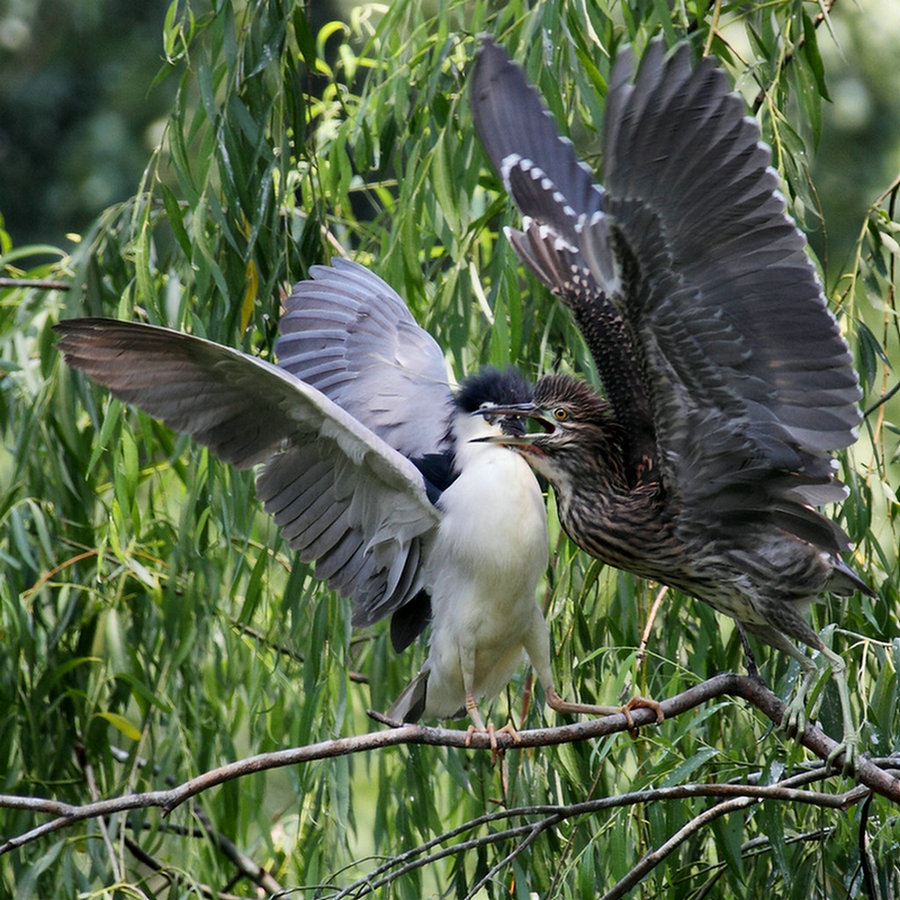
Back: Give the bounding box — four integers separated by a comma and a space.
453, 367, 534, 443
473, 373, 622, 483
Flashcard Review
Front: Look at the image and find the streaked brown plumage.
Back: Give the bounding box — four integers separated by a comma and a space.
471, 37, 874, 768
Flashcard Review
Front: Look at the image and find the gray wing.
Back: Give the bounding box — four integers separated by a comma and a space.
54, 318, 440, 627
590, 40, 860, 522
275, 257, 454, 461
471, 38, 861, 546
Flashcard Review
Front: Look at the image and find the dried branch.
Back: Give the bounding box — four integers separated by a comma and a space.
74, 741, 123, 883
121, 833, 247, 900
82, 740, 283, 895
1, 673, 898, 858
463, 819, 550, 900
602, 795, 758, 900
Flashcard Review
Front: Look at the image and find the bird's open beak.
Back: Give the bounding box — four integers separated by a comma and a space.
470, 403, 553, 444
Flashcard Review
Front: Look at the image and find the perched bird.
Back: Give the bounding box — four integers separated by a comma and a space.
470, 38, 873, 767
55, 258, 631, 748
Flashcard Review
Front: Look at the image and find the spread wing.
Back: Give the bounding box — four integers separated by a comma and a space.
587, 40, 861, 531
471, 37, 861, 549
54, 318, 440, 627
470, 37, 653, 475
275, 257, 454, 462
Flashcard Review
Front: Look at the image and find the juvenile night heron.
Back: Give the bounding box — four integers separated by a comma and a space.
55, 258, 634, 748
470, 38, 874, 767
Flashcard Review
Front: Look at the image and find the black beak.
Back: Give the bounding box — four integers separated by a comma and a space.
473, 402, 553, 431
471, 402, 554, 444
471, 405, 529, 437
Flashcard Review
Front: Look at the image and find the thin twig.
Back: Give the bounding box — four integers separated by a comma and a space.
864, 379, 900, 419
231, 619, 369, 683
601, 765, 865, 900
858, 793, 878, 900
331, 820, 540, 898
122, 833, 248, 900
23, 549, 100, 604
463, 817, 560, 900
191, 805, 283, 895
602, 795, 758, 900
75, 742, 123, 883
334, 768, 868, 899
636, 584, 667, 669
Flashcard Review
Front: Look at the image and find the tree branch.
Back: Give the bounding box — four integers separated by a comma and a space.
332, 767, 868, 899
191, 805, 283, 896
121, 833, 248, 900
1, 673, 898, 857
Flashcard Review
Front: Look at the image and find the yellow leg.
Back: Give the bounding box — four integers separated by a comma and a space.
545, 687, 663, 733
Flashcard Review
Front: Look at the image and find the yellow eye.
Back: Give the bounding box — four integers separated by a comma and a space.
554, 408, 568, 422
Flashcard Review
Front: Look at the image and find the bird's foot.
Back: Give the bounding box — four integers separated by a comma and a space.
822, 647, 861, 776
620, 695, 665, 738
825, 733, 859, 776
781, 687, 859, 775
736, 624, 763, 683
780, 647, 859, 775
780, 691, 808, 741
465, 721, 519, 764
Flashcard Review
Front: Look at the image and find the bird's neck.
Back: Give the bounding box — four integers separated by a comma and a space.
451, 413, 506, 471
538, 435, 631, 496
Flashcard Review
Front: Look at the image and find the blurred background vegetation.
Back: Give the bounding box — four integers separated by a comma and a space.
2, 0, 898, 277
1, 0, 898, 897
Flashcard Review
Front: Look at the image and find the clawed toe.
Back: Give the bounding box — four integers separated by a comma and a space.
622, 695, 664, 725
465, 721, 518, 764
825, 739, 859, 776
781, 690, 809, 742
781, 681, 859, 775
620, 695, 664, 737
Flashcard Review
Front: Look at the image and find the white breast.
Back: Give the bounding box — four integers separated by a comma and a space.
419, 413, 550, 718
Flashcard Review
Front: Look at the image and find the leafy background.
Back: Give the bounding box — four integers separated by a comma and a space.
1, 0, 898, 897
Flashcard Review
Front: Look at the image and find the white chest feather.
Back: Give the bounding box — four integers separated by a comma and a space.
420, 415, 551, 718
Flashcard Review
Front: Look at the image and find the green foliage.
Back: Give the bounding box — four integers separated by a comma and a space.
1, 1, 899, 897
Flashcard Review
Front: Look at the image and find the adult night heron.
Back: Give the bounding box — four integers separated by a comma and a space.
470, 38, 873, 767
55, 258, 636, 748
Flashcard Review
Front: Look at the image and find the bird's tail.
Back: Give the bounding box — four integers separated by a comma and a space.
386, 670, 430, 723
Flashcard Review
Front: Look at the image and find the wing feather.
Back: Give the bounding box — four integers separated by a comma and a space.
471, 37, 862, 548
470, 36, 604, 243
54, 318, 440, 626
597, 41, 861, 463
276, 258, 454, 460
